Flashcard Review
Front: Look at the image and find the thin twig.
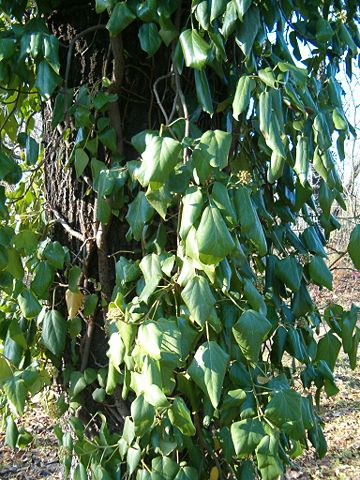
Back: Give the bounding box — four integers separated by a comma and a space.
49, 206, 85, 241
153, 73, 175, 125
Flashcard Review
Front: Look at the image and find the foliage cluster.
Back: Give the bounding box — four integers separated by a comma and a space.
0, 0, 359, 479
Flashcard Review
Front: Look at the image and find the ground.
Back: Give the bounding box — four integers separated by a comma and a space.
0, 268, 359, 480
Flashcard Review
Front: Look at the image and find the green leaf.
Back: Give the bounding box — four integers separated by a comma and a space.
302, 227, 326, 257
138, 23, 162, 55
31, 262, 54, 299
348, 224, 360, 269
144, 384, 169, 408
275, 256, 302, 292
195, 69, 214, 114
313, 113, 332, 150
196, 203, 235, 265
41, 310, 67, 356
235, 6, 260, 57
179, 29, 210, 69
231, 418, 265, 456
255, 435, 284, 480
68, 265, 82, 293
0, 355, 13, 384
309, 256, 333, 290
315, 332, 341, 371
69, 371, 87, 397
294, 136, 309, 186
106, 2, 136, 36
43, 241, 66, 269
174, 466, 199, 480
115, 257, 140, 286
25, 136, 39, 166
137, 136, 182, 189
233, 186, 267, 256
5, 416, 19, 448
3, 377, 27, 415
243, 278, 266, 314
107, 332, 125, 369
14, 230, 38, 256
83, 293, 98, 316
333, 107, 348, 130
0, 38, 16, 61
233, 0, 253, 20
131, 393, 155, 437
233, 75, 254, 120
0, 150, 22, 185
95, 0, 112, 13
180, 187, 204, 239
265, 390, 303, 437
6, 248, 24, 280
126, 191, 154, 241
232, 310, 271, 363
181, 275, 215, 327
146, 184, 172, 220
259, 67, 277, 88
212, 182, 237, 226
195, 130, 232, 170
74, 148, 89, 179
127, 446, 142, 475
188, 341, 229, 408
18, 289, 42, 319
168, 397, 196, 436
139, 254, 162, 303
35, 61, 61, 99
98, 127, 117, 152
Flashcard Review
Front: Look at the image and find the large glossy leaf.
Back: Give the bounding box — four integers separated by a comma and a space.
139, 254, 162, 303
233, 187, 267, 256
137, 136, 181, 188
3, 377, 27, 415
309, 256, 333, 290
194, 130, 232, 170
35, 61, 61, 99
255, 435, 284, 480
179, 187, 204, 239
41, 310, 67, 356
106, 2, 135, 36
196, 203, 235, 265
181, 275, 215, 327
265, 390, 304, 437
195, 69, 214, 114
168, 397, 196, 436
211, 182, 237, 226
231, 418, 265, 456
18, 289, 42, 319
233, 75, 254, 120
179, 29, 210, 69
275, 256, 302, 292
188, 341, 229, 408
315, 332, 341, 371
138, 23, 162, 55
235, 6, 260, 57
126, 191, 154, 240
232, 310, 271, 363
131, 393, 155, 437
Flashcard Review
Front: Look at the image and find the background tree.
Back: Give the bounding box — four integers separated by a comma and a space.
0, 1, 359, 479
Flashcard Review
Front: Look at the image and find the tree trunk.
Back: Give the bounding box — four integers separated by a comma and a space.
42, 2, 177, 429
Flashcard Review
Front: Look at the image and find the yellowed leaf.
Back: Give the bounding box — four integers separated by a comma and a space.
209, 466, 219, 480
65, 288, 83, 318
